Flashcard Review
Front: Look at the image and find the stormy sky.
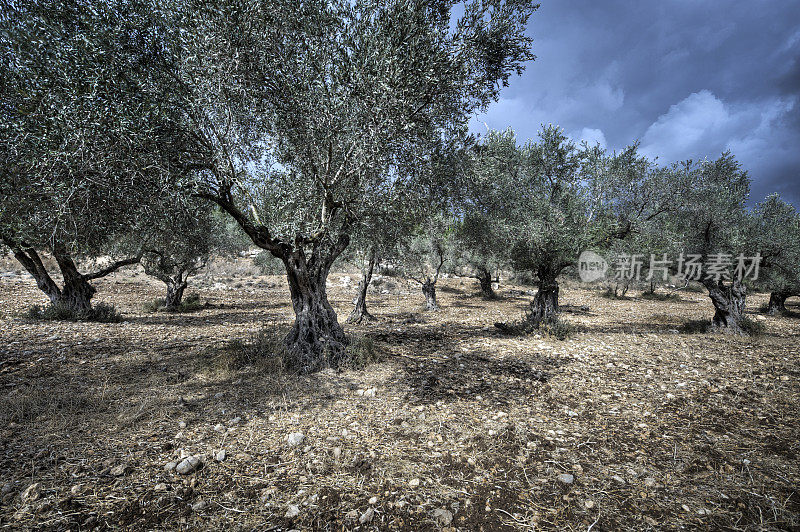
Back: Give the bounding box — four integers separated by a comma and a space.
472, 1, 800, 206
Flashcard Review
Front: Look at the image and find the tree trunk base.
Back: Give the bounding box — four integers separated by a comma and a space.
422, 281, 438, 311
527, 281, 559, 326
767, 292, 788, 315
477, 269, 496, 299
706, 281, 747, 334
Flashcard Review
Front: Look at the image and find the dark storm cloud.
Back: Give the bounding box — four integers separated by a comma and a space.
472, 0, 800, 206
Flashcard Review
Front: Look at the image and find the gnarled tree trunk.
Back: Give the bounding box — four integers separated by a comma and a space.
422, 279, 438, 311
53, 249, 95, 312
767, 291, 788, 315
704, 279, 747, 334
528, 278, 559, 325
164, 271, 189, 309
283, 250, 348, 373
476, 266, 495, 299
348, 249, 376, 324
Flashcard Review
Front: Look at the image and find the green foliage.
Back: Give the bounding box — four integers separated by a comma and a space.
640, 291, 681, 302
342, 335, 384, 370
739, 316, 766, 337
253, 251, 285, 276
143, 293, 204, 313
26, 302, 123, 323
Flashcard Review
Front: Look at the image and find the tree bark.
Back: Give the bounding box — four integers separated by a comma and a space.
767, 291, 788, 315
52, 249, 95, 312
348, 249, 376, 324
528, 278, 559, 325
283, 250, 348, 373
422, 279, 438, 311
164, 272, 188, 309
476, 267, 495, 299
704, 280, 747, 334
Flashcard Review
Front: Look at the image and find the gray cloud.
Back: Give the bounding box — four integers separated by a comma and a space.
472, 0, 800, 206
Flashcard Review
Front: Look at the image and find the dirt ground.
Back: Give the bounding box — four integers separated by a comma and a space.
0, 263, 798, 531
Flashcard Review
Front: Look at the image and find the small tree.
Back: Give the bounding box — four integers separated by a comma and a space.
396, 218, 453, 311
751, 194, 800, 314
141, 201, 220, 310
456, 129, 522, 298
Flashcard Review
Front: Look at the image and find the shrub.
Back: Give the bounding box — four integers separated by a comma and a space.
341, 335, 384, 370
641, 291, 681, 302
25, 302, 123, 323
495, 315, 575, 340
143, 293, 205, 313
253, 251, 284, 275
740, 316, 765, 336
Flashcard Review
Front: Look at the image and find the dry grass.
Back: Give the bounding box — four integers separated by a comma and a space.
0, 268, 797, 530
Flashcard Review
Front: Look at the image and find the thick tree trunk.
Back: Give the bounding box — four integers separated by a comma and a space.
52, 249, 95, 312
477, 267, 495, 299
348, 250, 376, 324
422, 279, 438, 311
528, 279, 559, 325
283, 253, 348, 373
164, 274, 188, 309
767, 291, 788, 315
705, 280, 747, 334
7, 244, 62, 304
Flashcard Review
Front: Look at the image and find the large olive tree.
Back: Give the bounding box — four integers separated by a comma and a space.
173, 0, 538, 371
0, 0, 188, 313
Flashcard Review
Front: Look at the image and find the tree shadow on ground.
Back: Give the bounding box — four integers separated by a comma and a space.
126, 308, 288, 327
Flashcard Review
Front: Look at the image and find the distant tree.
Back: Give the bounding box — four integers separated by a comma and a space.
175, 0, 538, 371
456, 129, 522, 298
751, 194, 800, 314
396, 215, 455, 311
141, 201, 218, 310
0, 1, 188, 314
669, 154, 757, 333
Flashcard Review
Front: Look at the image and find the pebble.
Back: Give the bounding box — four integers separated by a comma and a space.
408, 478, 421, 488
368, 496, 378, 505
558, 473, 574, 485
333, 447, 342, 460
176, 455, 202, 475
164, 461, 178, 472
21, 483, 41, 502
359, 507, 374, 524
214, 423, 225, 433
287, 432, 305, 447
155, 483, 168, 492
612, 475, 626, 484
192, 500, 209, 511
110, 464, 130, 476
215, 450, 227, 462
285, 504, 300, 518
432, 508, 453, 526
345, 509, 359, 519
644, 477, 658, 488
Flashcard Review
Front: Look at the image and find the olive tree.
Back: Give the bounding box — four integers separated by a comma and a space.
175, 0, 538, 371
0, 0, 187, 314
669, 153, 757, 333
751, 194, 800, 314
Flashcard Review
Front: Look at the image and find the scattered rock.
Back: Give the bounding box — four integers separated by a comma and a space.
215, 450, 227, 462
285, 504, 300, 518
432, 508, 453, 526
612, 475, 626, 484
20, 483, 41, 502
192, 500, 209, 511
110, 463, 131, 477
368, 496, 378, 505
558, 473, 575, 485
164, 460, 178, 472
176, 455, 203, 475
345, 509, 359, 520
359, 507, 374, 524
408, 478, 420, 488
333, 447, 342, 460
287, 432, 305, 447
214, 423, 225, 433
643, 477, 658, 488
154, 483, 168, 492
584, 499, 595, 509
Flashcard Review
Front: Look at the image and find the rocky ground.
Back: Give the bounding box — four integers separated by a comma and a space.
0, 263, 798, 531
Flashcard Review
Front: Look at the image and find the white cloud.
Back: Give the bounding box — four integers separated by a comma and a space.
575, 127, 607, 149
